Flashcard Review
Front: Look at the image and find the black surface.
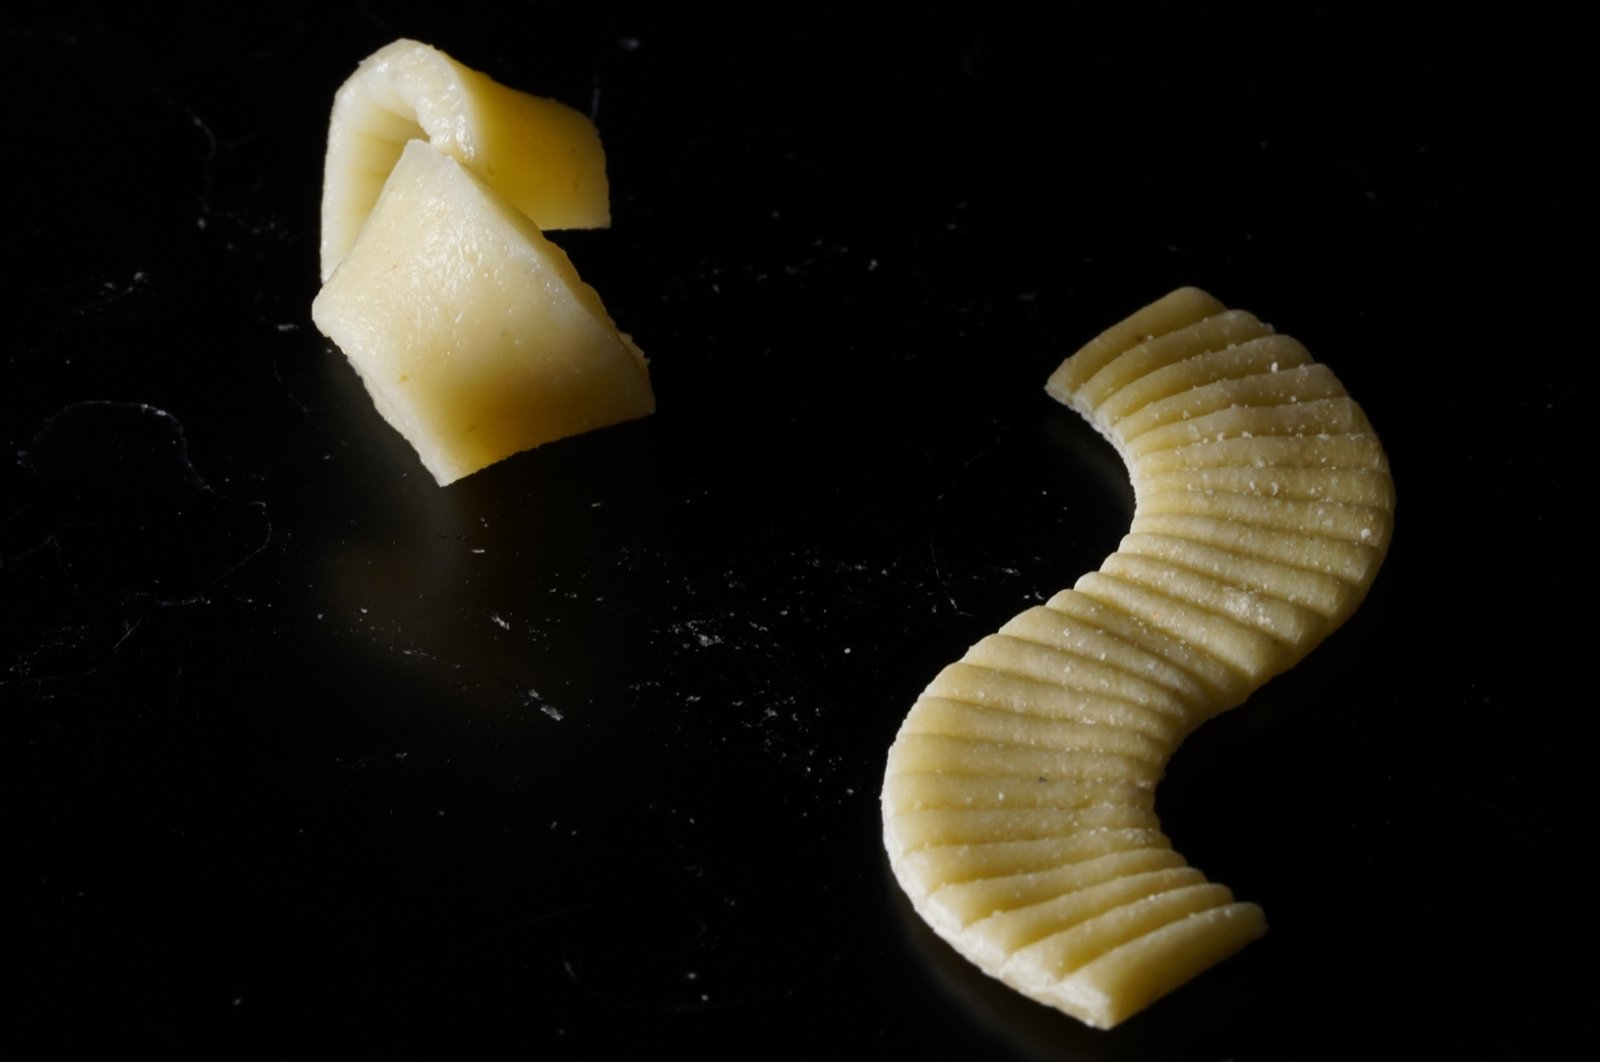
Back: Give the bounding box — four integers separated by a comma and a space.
3, 7, 1581, 1059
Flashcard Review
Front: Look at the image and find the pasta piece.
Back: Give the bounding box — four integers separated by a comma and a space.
882, 288, 1394, 1028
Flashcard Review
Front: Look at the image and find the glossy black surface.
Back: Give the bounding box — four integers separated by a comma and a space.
4, 7, 1579, 1058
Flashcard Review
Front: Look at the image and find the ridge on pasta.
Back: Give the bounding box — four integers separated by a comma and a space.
881, 287, 1394, 1029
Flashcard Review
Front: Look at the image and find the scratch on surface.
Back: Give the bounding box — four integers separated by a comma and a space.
5, 402, 274, 684
270, 352, 312, 415
77, 269, 153, 316
189, 108, 218, 231
928, 436, 1001, 616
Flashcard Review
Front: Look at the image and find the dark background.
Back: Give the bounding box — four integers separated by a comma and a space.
2, 6, 1580, 1059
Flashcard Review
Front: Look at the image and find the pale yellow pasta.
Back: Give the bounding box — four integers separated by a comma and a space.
882, 287, 1394, 1029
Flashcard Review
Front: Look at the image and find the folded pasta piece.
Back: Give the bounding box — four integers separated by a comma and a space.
312, 41, 651, 486
312, 141, 651, 486
320, 38, 609, 281
882, 287, 1394, 1029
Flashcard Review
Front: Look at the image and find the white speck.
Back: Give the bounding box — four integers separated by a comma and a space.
1360, 528, 1372, 540
843, 647, 851, 655
470, 548, 485, 554
542, 705, 563, 721
491, 613, 510, 630
1270, 361, 1279, 372
591, 502, 602, 508
868, 258, 879, 271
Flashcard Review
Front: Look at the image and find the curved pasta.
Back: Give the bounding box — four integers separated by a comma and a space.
320, 39, 609, 280
881, 287, 1394, 1029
